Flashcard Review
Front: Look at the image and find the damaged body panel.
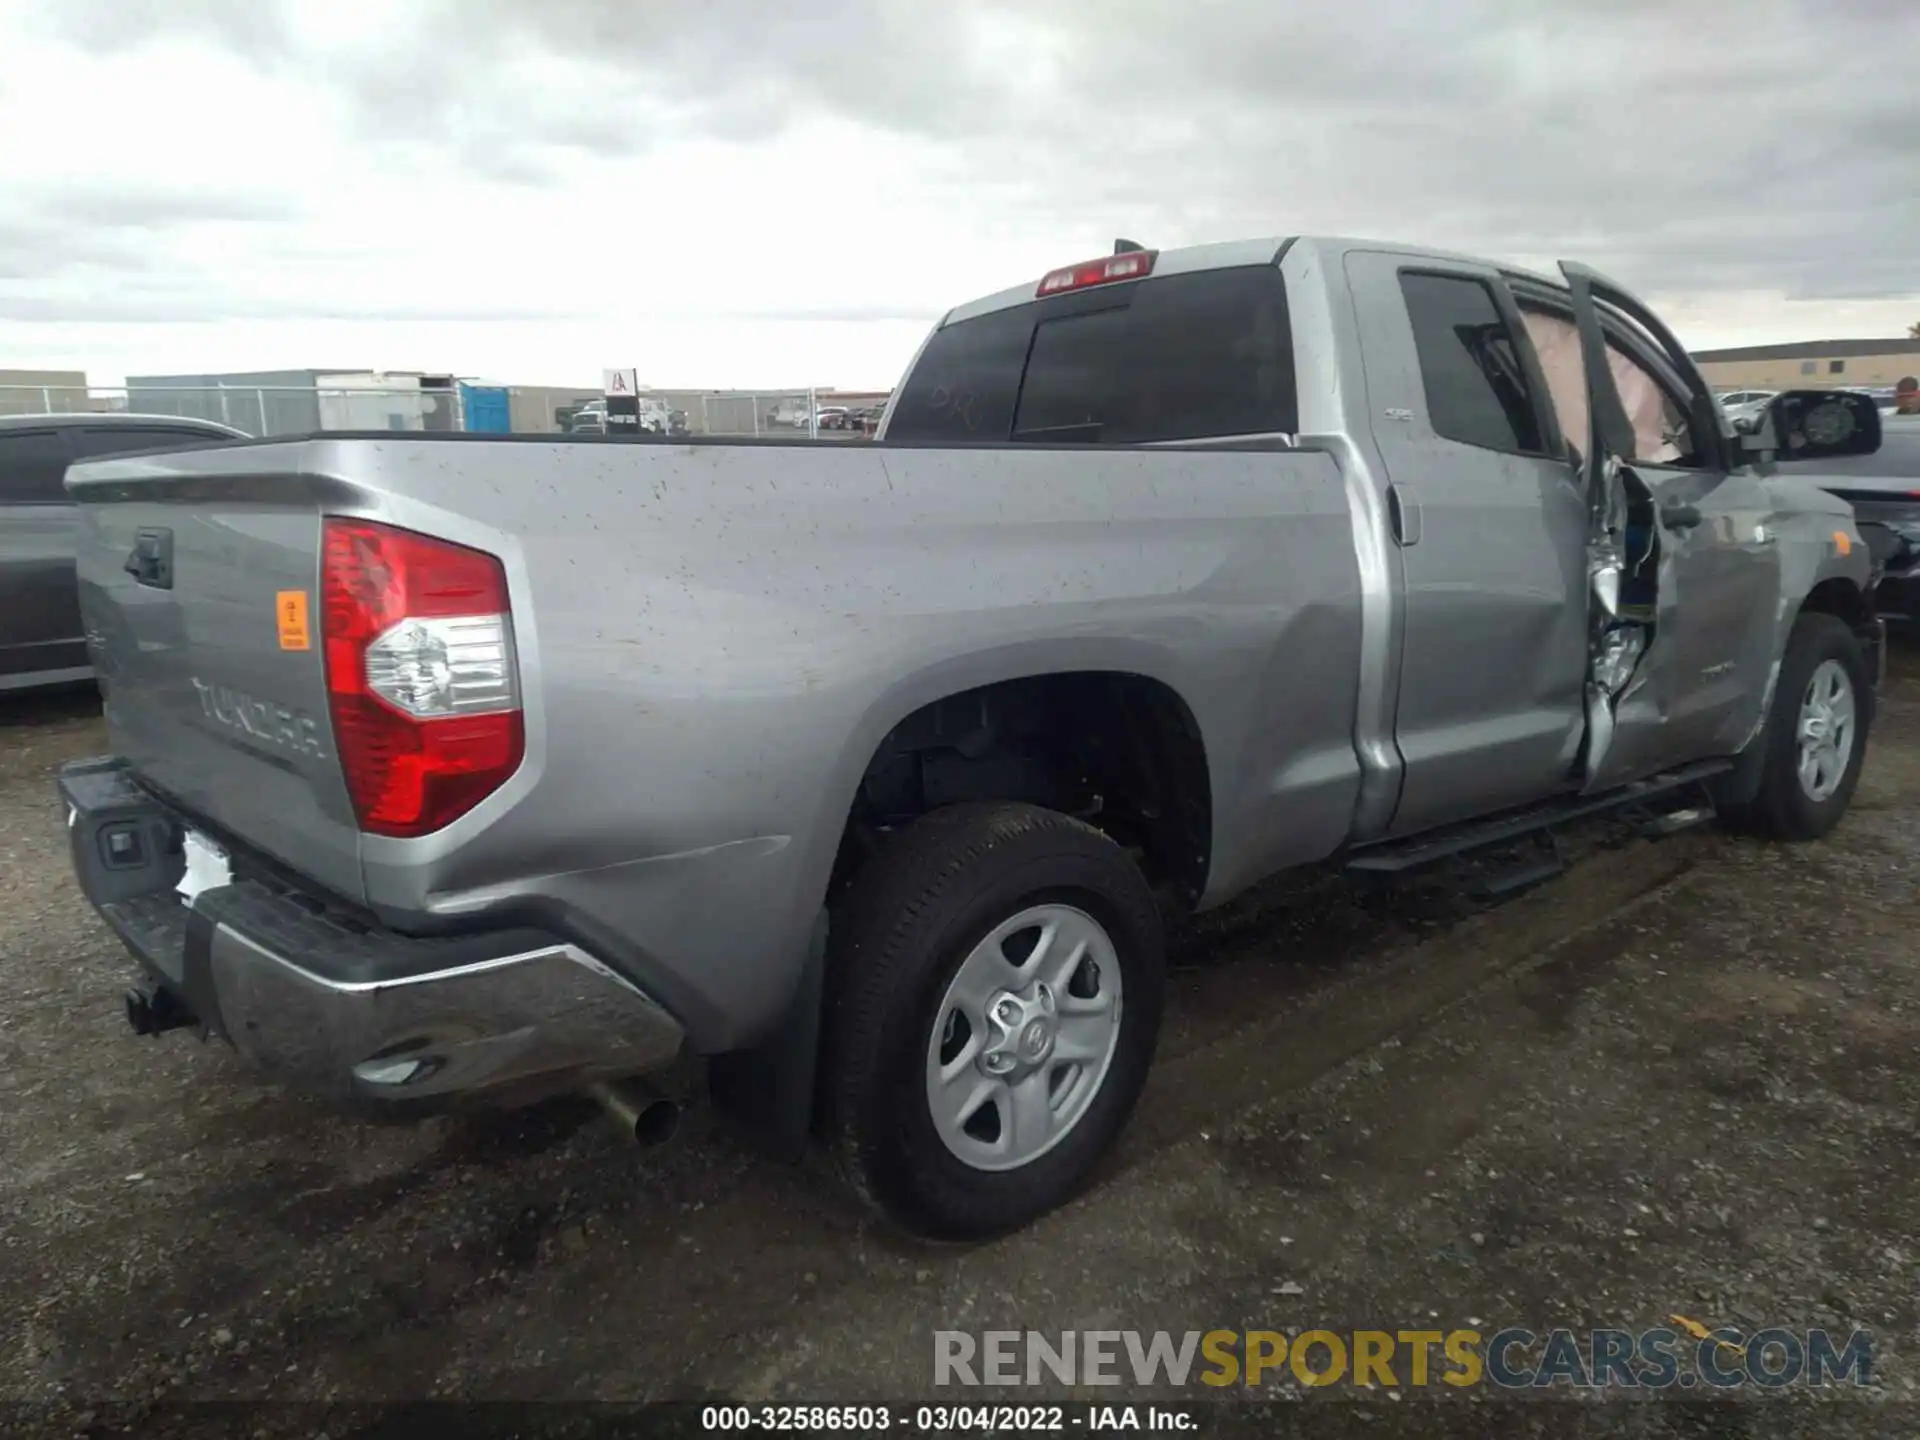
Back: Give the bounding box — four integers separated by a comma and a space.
1554, 262, 1853, 793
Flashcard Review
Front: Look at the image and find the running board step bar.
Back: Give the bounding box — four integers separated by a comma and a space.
1345, 759, 1732, 877
1468, 832, 1567, 901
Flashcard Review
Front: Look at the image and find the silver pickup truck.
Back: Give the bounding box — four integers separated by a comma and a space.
56, 236, 1886, 1237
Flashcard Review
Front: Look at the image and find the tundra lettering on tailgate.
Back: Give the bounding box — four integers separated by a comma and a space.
190, 677, 328, 759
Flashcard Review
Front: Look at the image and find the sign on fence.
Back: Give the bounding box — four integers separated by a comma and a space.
602, 368, 640, 431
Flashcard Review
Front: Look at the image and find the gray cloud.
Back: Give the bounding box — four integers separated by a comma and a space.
0, 289, 602, 324
18, 0, 1920, 322
0, 220, 152, 282
0, 173, 308, 310
22, 180, 303, 229
0, 180, 301, 285
30, 0, 294, 66
463, 0, 1919, 303
0, 284, 934, 325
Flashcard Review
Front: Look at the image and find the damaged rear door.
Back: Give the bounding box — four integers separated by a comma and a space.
1554, 262, 1783, 791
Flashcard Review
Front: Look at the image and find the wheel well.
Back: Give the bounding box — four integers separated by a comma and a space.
1801, 576, 1872, 632
833, 673, 1212, 911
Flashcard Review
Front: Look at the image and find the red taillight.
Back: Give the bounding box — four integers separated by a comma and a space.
1036, 249, 1158, 298
321, 518, 524, 838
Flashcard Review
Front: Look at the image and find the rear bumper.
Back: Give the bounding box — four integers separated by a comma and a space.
58, 756, 684, 1108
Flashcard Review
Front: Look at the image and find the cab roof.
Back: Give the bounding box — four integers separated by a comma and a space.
938, 235, 1569, 328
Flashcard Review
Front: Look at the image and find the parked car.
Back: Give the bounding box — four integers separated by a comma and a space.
56, 237, 1884, 1239
1, 412, 245, 693
1817, 477, 1920, 621
1716, 389, 1779, 429
1741, 391, 1917, 619
563, 401, 608, 435
1858, 386, 1901, 418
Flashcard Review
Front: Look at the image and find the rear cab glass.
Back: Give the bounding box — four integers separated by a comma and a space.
887, 265, 1298, 444
0, 428, 73, 504
71, 425, 234, 460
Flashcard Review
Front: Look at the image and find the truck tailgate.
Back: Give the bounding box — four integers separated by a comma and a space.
68, 444, 365, 903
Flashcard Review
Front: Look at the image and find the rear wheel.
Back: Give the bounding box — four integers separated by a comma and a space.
1721, 612, 1872, 841
823, 802, 1165, 1238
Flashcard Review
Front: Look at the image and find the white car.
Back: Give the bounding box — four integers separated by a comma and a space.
1717, 390, 1778, 428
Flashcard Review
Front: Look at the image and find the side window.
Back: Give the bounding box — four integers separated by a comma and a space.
1519, 303, 1703, 469
1399, 273, 1544, 455
72, 426, 227, 459
1519, 307, 1590, 459
0, 429, 73, 504
1603, 345, 1697, 467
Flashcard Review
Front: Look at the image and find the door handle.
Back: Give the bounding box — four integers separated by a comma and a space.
1660, 502, 1703, 532
1389, 483, 1421, 546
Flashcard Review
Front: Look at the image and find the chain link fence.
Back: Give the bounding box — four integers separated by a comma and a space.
0, 383, 891, 439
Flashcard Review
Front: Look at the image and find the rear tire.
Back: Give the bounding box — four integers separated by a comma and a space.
823, 802, 1164, 1239
1720, 612, 1871, 841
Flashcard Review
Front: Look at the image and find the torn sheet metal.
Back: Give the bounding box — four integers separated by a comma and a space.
1580, 454, 1657, 784
1591, 543, 1624, 620
1593, 625, 1646, 695
1583, 680, 1616, 778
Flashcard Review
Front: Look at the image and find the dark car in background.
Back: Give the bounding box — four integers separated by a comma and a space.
1, 412, 247, 692
1823, 478, 1920, 623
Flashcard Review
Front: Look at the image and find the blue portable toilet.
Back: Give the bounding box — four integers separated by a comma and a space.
458, 382, 512, 434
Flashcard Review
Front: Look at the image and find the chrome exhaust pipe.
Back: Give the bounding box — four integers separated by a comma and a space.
586, 1077, 680, 1148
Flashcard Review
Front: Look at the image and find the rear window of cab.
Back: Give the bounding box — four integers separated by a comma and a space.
887, 266, 1299, 445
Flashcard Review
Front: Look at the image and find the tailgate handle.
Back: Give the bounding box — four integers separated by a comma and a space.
125, 527, 174, 589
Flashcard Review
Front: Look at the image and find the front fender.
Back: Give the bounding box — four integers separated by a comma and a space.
1770, 518, 1874, 655
1717, 504, 1876, 808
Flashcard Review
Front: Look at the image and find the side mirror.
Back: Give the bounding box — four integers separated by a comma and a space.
1738, 388, 1882, 461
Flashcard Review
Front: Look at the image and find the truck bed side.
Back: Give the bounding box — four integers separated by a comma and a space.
67, 435, 1365, 1049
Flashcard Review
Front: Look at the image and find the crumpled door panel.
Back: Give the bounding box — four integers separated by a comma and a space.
1557, 261, 1734, 791
1579, 455, 1667, 790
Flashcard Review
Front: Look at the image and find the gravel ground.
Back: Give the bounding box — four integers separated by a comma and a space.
2, 642, 1918, 1439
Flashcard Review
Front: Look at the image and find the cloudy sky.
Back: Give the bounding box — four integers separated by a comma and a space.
1, 0, 1915, 391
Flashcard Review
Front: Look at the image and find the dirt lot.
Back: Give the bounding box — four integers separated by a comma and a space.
3, 644, 1919, 1438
